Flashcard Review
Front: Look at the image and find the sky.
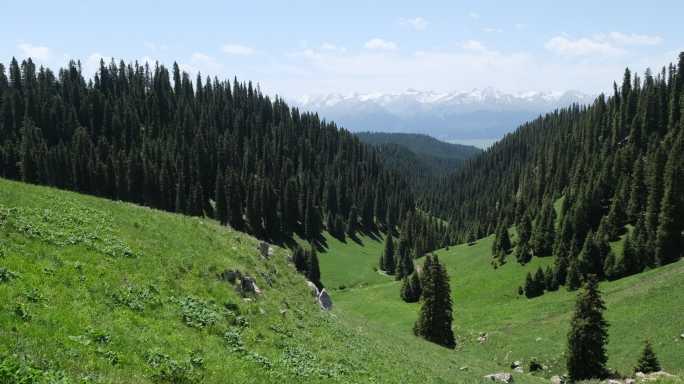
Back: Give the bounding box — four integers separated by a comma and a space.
2, 0, 682, 99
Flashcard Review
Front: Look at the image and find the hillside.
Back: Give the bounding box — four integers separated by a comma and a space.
356, 132, 482, 162
420, 54, 684, 294
0, 177, 542, 383
317, 231, 684, 380
356, 132, 482, 193
0, 58, 413, 244
0, 177, 405, 383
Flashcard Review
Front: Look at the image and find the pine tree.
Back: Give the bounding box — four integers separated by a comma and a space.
395, 235, 414, 279
379, 233, 396, 274
627, 159, 647, 223
292, 245, 306, 273
654, 133, 683, 265
524, 272, 537, 298
531, 199, 556, 256
566, 276, 609, 381
634, 340, 661, 373
544, 265, 558, 291
515, 241, 532, 264
400, 271, 422, 303
214, 170, 227, 225
305, 245, 321, 287
413, 255, 455, 348
492, 223, 512, 264
346, 205, 358, 236
578, 231, 605, 279
566, 258, 582, 291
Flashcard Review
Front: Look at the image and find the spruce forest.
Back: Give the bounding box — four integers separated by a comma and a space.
1, 4, 683, 382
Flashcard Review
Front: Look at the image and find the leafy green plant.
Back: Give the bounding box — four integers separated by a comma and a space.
23, 288, 44, 303
0, 354, 71, 384
144, 349, 203, 384
111, 284, 161, 312
175, 296, 223, 329
14, 303, 31, 321
0, 267, 18, 283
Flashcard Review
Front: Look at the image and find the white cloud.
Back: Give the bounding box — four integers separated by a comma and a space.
181, 52, 225, 76
600, 32, 662, 46
364, 38, 398, 51
18, 43, 50, 60
545, 36, 624, 56
460, 40, 498, 55
399, 17, 429, 31
514, 23, 527, 30
483, 27, 504, 33
545, 32, 663, 57
221, 44, 255, 56
468, 12, 480, 19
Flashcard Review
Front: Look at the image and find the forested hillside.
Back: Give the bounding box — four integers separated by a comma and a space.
423, 53, 684, 291
356, 132, 481, 162
356, 132, 481, 197
0, 58, 414, 243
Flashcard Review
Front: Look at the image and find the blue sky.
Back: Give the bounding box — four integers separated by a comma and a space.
2, 0, 682, 98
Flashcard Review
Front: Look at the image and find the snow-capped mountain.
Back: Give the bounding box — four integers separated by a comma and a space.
295, 88, 595, 147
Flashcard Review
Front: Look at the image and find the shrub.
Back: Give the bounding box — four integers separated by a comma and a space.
176, 297, 223, 329
0, 268, 18, 283
111, 284, 160, 312
145, 349, 202, 384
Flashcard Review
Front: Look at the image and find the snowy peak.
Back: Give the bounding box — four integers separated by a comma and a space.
293, 88, 597, 146
297, 88, 594, 111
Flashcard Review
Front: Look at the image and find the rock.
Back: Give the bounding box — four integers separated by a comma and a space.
318, 289, 333, 310
605, 380, 623, 384
459, 366, 468, 371
258, 242, 270, 259
218, 269, 241, 284
483, 373, 513, 383
535, 337, 543, 342
510, 361, 522, 369
513, 367, 524, 373
680, 333, 684, 339
635, 371, 676, 382
550, 375, 564, 384
240, 276, 262, 295
306, 281, 320, 297
625, 379, 635, 384
478, 332, 488, 343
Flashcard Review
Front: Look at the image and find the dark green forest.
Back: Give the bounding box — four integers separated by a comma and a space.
422, 53, 684, 292
0, 58, 424, 244
356, 132, 481, 196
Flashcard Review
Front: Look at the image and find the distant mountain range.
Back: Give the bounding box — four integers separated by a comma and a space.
297, 88, 596, 147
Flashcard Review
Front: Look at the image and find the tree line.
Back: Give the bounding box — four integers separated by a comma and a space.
0, 57, 416, 243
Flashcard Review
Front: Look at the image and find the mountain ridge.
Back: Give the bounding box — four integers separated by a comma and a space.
296, 88, 596, 145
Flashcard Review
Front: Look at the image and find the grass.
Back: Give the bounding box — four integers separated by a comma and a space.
316, 231, 387, 290
1, 177, 682, 383
0, 177, 495, 383
327, 233, 684, 381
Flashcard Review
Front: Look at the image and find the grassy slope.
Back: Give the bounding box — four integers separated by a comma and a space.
0, 178, 497, 384
2, 178, 682, 383
327, 232, 684, 381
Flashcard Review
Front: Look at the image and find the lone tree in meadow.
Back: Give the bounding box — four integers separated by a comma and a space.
567, 275, 609, 381
635, 340, 661, 373
413, 255, 455, 348
400, 271, 422, 303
